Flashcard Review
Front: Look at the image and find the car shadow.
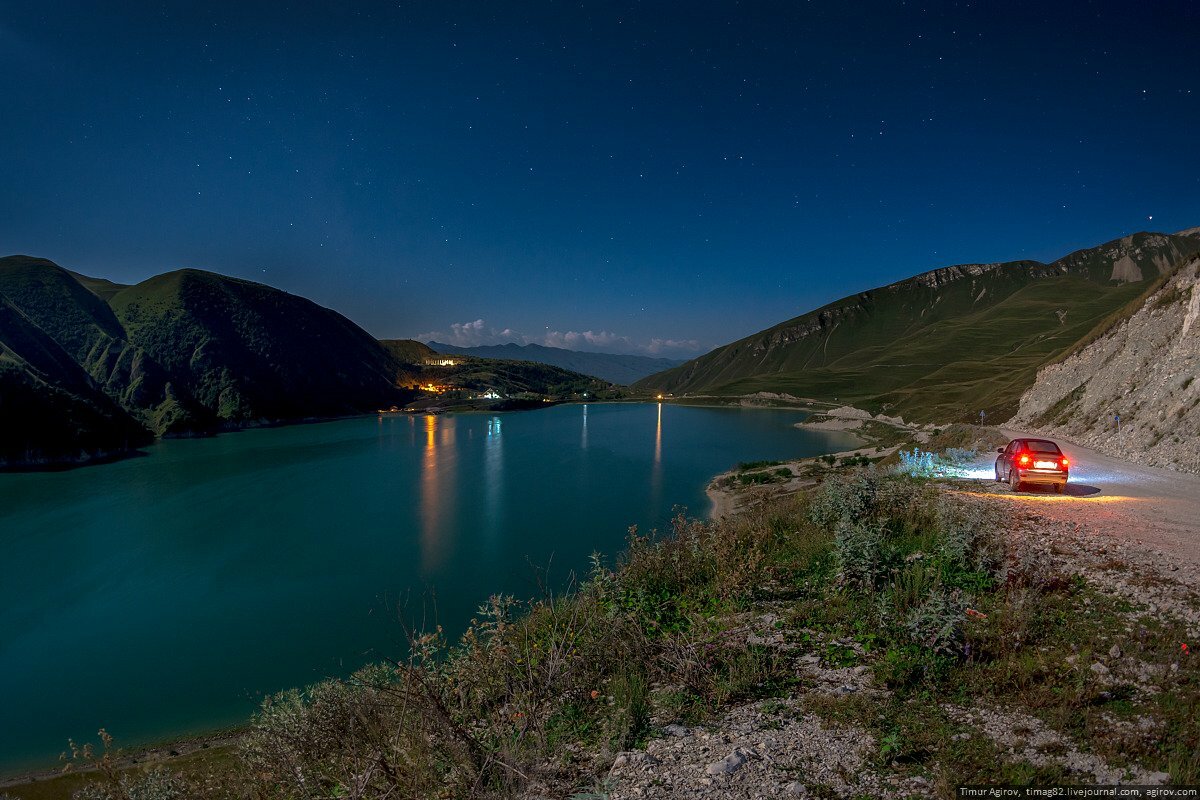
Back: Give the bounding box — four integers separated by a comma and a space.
1013, 483, 1101, 497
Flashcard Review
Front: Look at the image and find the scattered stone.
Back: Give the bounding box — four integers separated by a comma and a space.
1109, 644, 1122, 660
705, 749, 748, 776
663, 724, 690, 737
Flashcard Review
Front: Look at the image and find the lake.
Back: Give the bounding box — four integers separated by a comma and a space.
0, 403, 858, 774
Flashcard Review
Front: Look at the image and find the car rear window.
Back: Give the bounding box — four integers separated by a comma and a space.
1026, 440, 1061, 454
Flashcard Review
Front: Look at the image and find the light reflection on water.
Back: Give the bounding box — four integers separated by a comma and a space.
0, 403, 861, 776
484, 416, 503, 547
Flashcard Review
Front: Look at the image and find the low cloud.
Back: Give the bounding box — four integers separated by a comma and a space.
646, 337, 701, 355
418, 318, 522, 348
415, 319, 703, 357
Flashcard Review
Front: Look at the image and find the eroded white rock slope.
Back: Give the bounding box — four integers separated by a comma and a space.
1012, 257, 1200, 474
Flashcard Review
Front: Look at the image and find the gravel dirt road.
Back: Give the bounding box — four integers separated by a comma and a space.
960, 428, 1200, 570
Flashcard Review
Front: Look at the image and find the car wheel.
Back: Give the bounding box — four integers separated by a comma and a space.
1009, 470, 1021, 493
995, 462, 1003, 482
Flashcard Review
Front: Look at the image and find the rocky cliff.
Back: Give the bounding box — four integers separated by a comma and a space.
1011, 256, 1200, 473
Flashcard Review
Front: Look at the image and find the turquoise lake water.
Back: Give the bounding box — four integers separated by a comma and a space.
0, 403, 858, 774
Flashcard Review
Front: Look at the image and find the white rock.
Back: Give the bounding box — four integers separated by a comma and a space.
705, 749, 748, 776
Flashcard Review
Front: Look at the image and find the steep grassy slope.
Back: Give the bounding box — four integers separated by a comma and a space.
636, 232, 1200, 421
0, 258, 417, 467
0, 256, 209, 434
67, 270, 130, 302
110, 270, 406, 423
0, 257, 126, 356
0, 298, 150, 467
428, 341, 684, 384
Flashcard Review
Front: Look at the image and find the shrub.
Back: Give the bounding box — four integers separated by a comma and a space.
834, 518, 887, 589
72, 769, 191, 800
806, 471, 1000, 664
897, 448, 938, 477
934, 495, 1001, 585
904, 587, 967, 655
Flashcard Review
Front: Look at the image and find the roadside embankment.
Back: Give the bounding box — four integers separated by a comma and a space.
1010, 258, 1200, 475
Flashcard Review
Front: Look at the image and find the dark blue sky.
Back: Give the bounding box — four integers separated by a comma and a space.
2, 1, 1198, 355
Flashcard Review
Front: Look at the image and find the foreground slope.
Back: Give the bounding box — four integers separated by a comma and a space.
428, 341, 684, 384
110, 269, 406, 423
636, 232, 1200, 421
1011, 255, 1200, 473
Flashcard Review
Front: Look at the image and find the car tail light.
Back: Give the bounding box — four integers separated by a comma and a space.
1060, 457, 1069, 470
1018, 453, 1031, 466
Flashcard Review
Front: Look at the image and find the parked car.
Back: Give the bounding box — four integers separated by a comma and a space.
995, 438, 1069, 493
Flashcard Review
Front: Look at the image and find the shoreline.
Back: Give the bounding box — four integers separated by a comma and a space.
706, 405, 916, 521
0, 728, 244, 790
1, 398, 866, 794
0, 393, 833, 475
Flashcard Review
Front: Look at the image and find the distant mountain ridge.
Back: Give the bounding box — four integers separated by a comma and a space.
0, 256, 411, 468
635, 230, 1200, 422
426, 341, 685, 384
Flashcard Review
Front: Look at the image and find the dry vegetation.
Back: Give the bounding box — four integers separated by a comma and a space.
7, 466, 1197, 799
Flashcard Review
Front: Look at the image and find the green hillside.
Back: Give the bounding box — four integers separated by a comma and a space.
110, 269, 408, 423
0, 257, 416, 467
0, 256, 212, 434
379, 338, 438, 365
68, 270, 130, 302
433, 355, 609, 397
0, 256, 127, 356
0, 297, 150, 468
380, 339, 611, 399
635, 231, 1200, 421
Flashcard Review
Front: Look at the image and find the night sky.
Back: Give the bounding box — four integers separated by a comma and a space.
3, 2, 1198, 356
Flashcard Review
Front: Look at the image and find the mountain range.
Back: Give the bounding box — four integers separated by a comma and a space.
0, 257, 409, 468
426, 341, 685, 384
635, 230, 1200, 422
6, 225, 1199, 468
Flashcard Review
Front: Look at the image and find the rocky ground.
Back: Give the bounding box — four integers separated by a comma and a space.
599, 474, 1197, 799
